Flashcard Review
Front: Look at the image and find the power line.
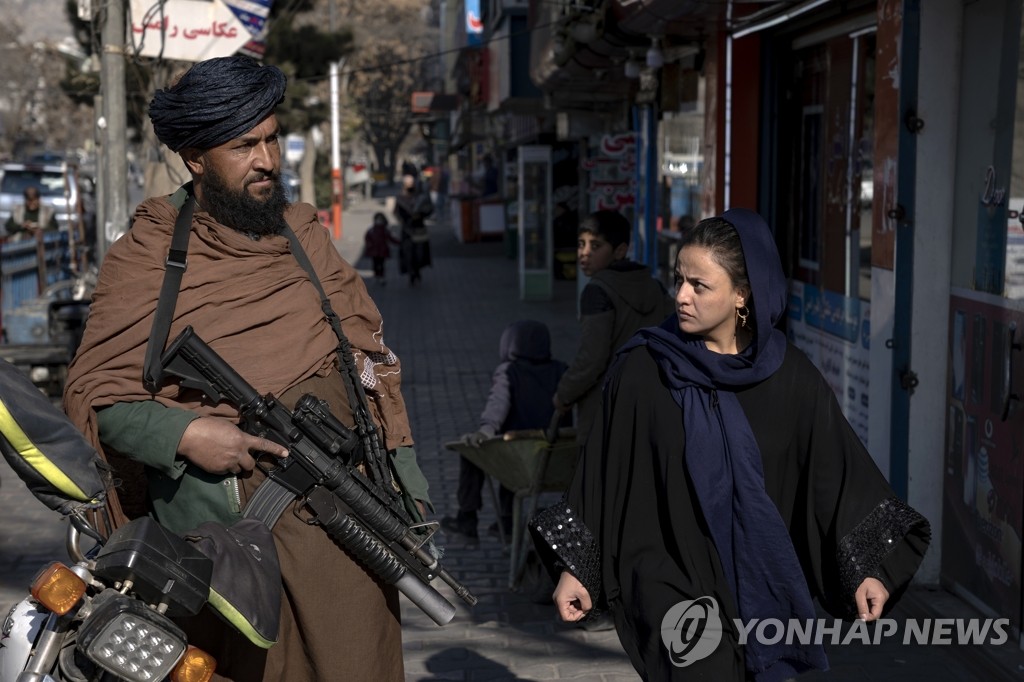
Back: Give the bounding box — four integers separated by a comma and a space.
290, 18, 559, 85
287, 3, 736, 84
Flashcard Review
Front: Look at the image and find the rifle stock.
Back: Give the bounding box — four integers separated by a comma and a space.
159, 326, 477, 625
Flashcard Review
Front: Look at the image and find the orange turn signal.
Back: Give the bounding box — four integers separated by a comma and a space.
170, 645, 217, 682
30, 562, 86, 616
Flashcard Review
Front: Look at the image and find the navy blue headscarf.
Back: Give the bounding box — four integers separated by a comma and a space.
621, 208, 828, 681
149, 55, 287, 152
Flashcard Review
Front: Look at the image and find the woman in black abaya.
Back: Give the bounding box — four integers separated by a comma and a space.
531, 209, 930, 681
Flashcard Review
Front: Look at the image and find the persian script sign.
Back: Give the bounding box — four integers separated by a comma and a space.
129, 0, 273, 62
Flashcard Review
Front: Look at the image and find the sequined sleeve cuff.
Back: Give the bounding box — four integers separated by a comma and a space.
836, 496, 929, 609
530, 502, 602, 603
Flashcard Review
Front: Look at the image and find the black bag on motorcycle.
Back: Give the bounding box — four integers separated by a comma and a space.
0, 358, 107, 512
183, 518, 282, 649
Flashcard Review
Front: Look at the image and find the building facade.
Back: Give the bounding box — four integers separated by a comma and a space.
446, 0, 1024, 651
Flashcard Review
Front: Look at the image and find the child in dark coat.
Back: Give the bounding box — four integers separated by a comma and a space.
442, 319, 570, 541
364, 212, 400, 285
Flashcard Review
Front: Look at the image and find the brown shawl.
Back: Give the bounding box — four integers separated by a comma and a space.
64, 196, 413, 523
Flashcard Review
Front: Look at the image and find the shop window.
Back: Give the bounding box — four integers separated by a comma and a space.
657, 69, 706, 283
777, 32, 875, 301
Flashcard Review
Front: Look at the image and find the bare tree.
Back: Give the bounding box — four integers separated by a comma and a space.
350, 42, 420, 183
0, 40, 91, 158
346, 1, 438, 183
0, 20, 34, 157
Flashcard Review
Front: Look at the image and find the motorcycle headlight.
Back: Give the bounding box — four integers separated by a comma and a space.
78, 594, 187, 682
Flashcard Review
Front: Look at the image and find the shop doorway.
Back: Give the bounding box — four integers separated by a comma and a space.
772, 20, 877, 447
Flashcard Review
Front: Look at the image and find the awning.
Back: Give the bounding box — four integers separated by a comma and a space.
411, 92, 460, 114
610, 0, 731, 38
529, 0, 723, 110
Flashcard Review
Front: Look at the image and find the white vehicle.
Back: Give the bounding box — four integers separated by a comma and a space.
0, 162, 94, 239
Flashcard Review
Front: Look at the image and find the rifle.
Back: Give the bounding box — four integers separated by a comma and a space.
158, 326, 477, 625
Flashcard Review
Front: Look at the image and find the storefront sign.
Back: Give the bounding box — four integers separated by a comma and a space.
129, 0, 273, 62
582, 133, 637, 214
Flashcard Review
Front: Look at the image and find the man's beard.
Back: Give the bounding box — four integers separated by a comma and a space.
201, 166, 289, 238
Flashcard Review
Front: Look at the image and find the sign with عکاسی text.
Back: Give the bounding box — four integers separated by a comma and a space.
129, 0, 273, 62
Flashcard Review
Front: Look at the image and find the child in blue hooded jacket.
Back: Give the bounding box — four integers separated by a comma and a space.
442, 319, 569, 540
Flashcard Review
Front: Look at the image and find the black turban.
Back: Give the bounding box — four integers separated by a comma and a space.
148, 55, 287, 152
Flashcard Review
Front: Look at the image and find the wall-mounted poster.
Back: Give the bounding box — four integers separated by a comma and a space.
786, 281, 871, 446
941, 290, 1024, 626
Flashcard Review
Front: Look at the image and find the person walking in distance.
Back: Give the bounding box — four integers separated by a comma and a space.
394, 174, 434, 286
364, 211, 399, 286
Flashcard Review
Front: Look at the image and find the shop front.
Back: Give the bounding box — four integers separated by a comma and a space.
741, 2, 886, 459
775, 15, 877, 450
749, 1, 1024, 637
941, 0, 1024, 634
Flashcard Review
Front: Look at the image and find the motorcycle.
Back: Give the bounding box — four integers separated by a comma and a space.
0, 356, 220, 682
0, 513, 218, 682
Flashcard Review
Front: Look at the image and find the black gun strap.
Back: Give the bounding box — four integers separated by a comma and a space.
281, 227, 375, 434
281, 227, 396, 492
143, 185, 195, 393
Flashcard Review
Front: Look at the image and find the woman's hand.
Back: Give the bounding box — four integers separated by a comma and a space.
553, 571, 592, 622
178, 417, 289, 475
854, 577, 889, 621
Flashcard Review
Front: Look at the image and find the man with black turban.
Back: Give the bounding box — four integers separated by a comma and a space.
65, 55, 431, 681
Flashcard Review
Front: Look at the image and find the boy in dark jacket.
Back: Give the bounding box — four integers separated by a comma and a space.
554, 210, 675, 446
364, 212, 399, 286
442, 319, 568, 541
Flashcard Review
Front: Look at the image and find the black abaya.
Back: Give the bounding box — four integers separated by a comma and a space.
532, 343, 930, 681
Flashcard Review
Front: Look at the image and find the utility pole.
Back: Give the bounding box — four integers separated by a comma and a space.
330, 60, 343, 239
98, 0, 128, 262
329, 0, 344, 239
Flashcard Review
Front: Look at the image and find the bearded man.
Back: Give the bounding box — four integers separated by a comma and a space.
63, 55, 430, 681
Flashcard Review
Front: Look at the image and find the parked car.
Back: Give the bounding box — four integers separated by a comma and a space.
0, 161, 95, 242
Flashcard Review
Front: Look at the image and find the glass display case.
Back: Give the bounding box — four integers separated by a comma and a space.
517, 146, 553, 300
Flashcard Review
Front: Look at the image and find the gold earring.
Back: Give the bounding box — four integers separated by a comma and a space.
737, 304, 750, 329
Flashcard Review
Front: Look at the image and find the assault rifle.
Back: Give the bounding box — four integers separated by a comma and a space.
158, 326, 477, 625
